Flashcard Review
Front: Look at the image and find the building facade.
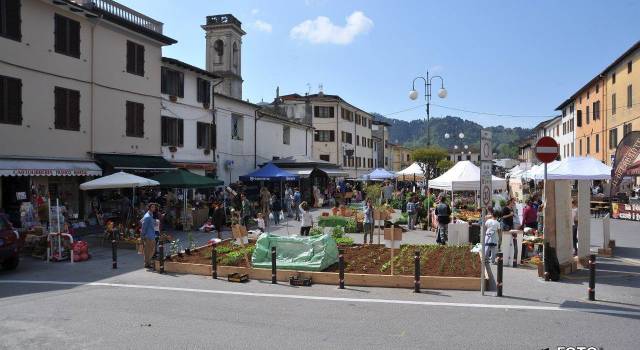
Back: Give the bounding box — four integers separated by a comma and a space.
389, 143, 412, 171
371, 120, 391, 170
574, 77, 606, 161
604, 42, 639, 165
279, 93, 375, 177
555, 99, 576, 159
0, 0, 175, 223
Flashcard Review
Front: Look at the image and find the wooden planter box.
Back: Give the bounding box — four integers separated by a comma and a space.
153, 261, 482, 290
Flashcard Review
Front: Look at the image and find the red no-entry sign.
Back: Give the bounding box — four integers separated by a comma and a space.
535, 136, 559, 163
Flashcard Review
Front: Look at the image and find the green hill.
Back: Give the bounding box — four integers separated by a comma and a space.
371, 114, 532, 158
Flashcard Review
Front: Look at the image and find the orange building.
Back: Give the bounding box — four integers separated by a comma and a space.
574, 76, 607, 162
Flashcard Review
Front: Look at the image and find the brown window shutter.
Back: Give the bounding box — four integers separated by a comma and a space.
54, 14, 65, 54
136, 44, 145, 75
54, 87, 64, 129
70, 19, 80, 57
178, 72, 184, 97
136, 103, 144, 137
178, 118, 184, 146
126, 101, 133, 136
197, 123, 203, 148
5, 0, 22, 41
70, 90, 80, 130
126, 41, 135, 73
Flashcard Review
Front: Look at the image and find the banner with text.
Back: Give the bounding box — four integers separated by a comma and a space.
610, 131, 640, 196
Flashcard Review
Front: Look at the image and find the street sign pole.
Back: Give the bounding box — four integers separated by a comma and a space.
480, 130, 492, 295
534, 136, 559, 282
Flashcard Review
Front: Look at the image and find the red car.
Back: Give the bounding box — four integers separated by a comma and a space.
0, 214, 21, 270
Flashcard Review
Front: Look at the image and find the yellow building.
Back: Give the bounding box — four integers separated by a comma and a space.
604, 41, 640, 165
389, 143, 412, 171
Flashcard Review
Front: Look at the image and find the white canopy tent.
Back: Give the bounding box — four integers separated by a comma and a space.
429, 161, 506, 191
523, 160, 561, 181
395, 162, 425, 180
79, 171, 159, 190
543, 156, 612, 180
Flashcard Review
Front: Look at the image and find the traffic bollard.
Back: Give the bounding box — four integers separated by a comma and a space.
271, 246, 277, 284
512, 233, 518, 268
588, 254, 596, 301
158, 242, 165, 274
211, 244, 217, 279
414, 249, 421, 293
338, 250, 345, 289
111, 238, 117, 269
496, 252, 503, 297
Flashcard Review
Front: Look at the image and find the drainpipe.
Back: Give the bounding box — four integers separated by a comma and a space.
89, 16, 103, 159
336, 102, 340, 167
254, 108, 264, 168
211, 80, 224, 175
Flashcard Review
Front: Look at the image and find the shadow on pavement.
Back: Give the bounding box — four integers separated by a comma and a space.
560, 300, 640, 320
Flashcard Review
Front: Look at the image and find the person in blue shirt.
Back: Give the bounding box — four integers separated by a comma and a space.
141, 203, 157, 269
293, 188, 302, 221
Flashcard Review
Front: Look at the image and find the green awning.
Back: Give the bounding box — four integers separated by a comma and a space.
150, 169, 223, 188
94, 154, 175, 172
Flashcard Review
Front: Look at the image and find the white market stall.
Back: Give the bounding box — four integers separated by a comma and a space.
396, 162, 425, 181
428, 161, 506, 192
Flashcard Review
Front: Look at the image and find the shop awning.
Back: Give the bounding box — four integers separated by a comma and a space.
0, 158, 102, 176
150, 169, 224, 188
280, 168, 314, 178
94, 154, 175, 172
318, 168, 349, 177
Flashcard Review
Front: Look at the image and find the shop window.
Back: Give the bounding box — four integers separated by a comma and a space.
161, 116, 183, 147
314, 130, 334, 142
54, 14, 80, 58
126, 40, 145, 76
231, 114, 242, 140
125, 101, 144, 137
161, 67, 184, 98
0, 0, 21, 41
0, 75, 22, 125
197, 78, 211, 105
54, 86, 80, 131
314, 106, 334, 118
319, 154, 330, 162
197, 122, 214, 149
283, 125, 290, 145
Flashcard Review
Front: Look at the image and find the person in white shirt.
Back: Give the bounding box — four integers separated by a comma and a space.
299, 202, 313, 236
484, 211, 501, 264
571, 199, 578, 256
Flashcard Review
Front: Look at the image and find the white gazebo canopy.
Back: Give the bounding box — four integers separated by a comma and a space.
396, 162, 425, 180
523, 160, 561, 180
428, 161, 506, 191
79, 171, 159, 190
544, 156, 612, 180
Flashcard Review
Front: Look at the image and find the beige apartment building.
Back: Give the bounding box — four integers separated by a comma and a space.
279, 92, 375, 177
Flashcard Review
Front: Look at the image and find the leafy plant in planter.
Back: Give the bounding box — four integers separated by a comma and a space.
335, 237, 354, 246
344, 218, 357, 233
331, 226, 345, 239
363, 183, 383, 206
310, 227, 324, 236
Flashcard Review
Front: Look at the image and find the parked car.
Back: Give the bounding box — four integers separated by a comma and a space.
0, 214, 21, 270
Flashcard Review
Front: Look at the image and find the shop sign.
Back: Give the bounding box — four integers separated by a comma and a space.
11, 169, 91, 176
612, 202, 640, 221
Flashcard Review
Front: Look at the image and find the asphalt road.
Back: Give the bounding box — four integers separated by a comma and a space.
1, 217, 639, 349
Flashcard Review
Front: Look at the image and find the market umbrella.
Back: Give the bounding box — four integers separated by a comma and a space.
79, 171, 159, 190
150, 169, 224, 231
365, 168, 397, 180
150, 169, 223, 188
238, 163, 299, 182
544, 156, 612, 180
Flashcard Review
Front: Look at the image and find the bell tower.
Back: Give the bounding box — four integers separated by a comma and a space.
202, 14, 245, 99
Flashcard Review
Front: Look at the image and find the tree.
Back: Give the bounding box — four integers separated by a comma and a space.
436, 159, 454, 175
411, 146, 448, 179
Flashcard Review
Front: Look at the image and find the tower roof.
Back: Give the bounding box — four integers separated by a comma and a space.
203, 14, 246, 35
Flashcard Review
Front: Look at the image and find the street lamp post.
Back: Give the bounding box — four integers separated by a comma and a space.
409, 71, 447, 232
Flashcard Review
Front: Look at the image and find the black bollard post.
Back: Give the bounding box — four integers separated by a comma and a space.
271, 246, 277, 284
338, 250, 345, 289
512, 233, 518, 268
111, 237, 117, 269
588, 254, 596, 301
496, 252, 503, 297
211, 244, 217, 279
414, 249, 421, 293
158, 242, 165, 274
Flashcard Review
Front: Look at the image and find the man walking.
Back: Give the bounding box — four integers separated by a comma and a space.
141, 203, 157, 269
293, 188, 302, 221
406, 196, 417, 230
363, 199, 374, 244
435, 195, 451, 245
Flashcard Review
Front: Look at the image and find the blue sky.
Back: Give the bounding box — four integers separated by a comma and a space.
120, 0, 640, 128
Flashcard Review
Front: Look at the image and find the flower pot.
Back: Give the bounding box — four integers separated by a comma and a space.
203, 102, 210, 109
169, 95, 177, 102
168, 146, 177, 153
203, 149, 211, 155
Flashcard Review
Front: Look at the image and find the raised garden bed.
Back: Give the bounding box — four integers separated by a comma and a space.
156, 241, 482, 290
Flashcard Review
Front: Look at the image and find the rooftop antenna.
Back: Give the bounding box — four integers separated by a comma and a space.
318, 83, 324, 96
306, 83, 311, 95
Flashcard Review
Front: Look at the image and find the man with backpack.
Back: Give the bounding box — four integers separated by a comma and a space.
406, 195, 417, 230
435, 194, 451, 245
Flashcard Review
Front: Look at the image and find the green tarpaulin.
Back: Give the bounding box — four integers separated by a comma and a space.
251, 233, 339, 272
150, 169, 223, 188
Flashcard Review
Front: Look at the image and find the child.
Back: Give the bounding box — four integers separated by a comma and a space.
299, 201, 313, 236
256, 213, 266, 232
200, 218, 215, 232
484, 211, 500, 264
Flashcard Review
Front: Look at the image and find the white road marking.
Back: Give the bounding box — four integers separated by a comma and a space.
2, 279, 639, 317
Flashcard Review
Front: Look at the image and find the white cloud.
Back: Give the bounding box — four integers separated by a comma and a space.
253, 20, 272, 33
251, 8, 260, 15
289, 11, 373, 45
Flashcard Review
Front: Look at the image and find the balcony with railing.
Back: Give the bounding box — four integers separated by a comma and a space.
72, 0, 164, 34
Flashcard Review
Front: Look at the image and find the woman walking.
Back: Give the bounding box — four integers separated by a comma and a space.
363, 199, 374, 244
299, 201, 313, 236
